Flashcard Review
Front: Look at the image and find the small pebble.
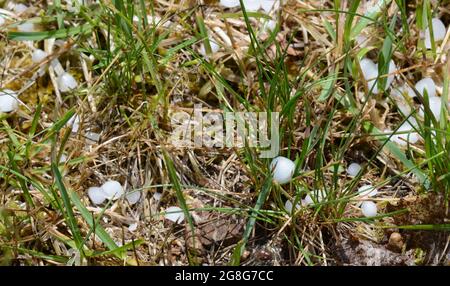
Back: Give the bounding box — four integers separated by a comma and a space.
164, 206, 185, 224
388, 232, 404, 251
101, 180, 124, 200
361, 201, 377, 217
87, 187, 107, 205
347, 162, 362, 177
270, 156, 295, 184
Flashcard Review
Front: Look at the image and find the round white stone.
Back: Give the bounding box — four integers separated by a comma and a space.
358, 184, 378, 197
347, 163, 362, 177
58, 72, 78, 92
87, 187, 107, 205
220, 0, 240, 8
361, 201, 378, 217
164, 206, 185, 224
415, 77, 436, 98
270, 156, 295, 184
31, 49, 48, 63
101, 180, 124, 200
0, 89, 19, 113
125, 190, 141, 205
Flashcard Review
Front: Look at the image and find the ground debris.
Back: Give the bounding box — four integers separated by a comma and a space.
333, 237, 415, 266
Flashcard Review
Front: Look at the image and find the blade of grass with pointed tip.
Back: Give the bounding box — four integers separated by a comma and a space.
231, 177, 272, 265
52, 163, 84, 252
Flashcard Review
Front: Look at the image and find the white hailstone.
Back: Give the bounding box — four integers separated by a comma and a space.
128, 223, 138, 232
67, 114, 80, 133
57, 72, 78, 92
0, 89, 19, 113
302, 190, 325, 206
360, 58, 379, 94
358, 184, 378, 197
87, 187, 107, 205
220, 0, 240, 8
152, 192, 162, 201
423, 18, 447, 49
242, 0, 261, 12
31, 49, 48, 63
404, 85, 416, 98
59, 154, 68, 163
391, 86, 412, 115
284, 200, 300, 213
419, 97, 442, 121
361, 201, 378, 217
301, 194, 314, 206
125, 190, 141, 205
386, 60, 397, 88
347, 162, 362, 177
199, 39, 220, 57
13, 3, 28, 14
262, 19, 277, 33
85, 131, 101, 142
355, 35, 368, 47
164, 206, 185, 224
415, 77, 436, 98
389, 120, 420, 146
270, 156, 295, 184
101, 180, 124, 200
17, 22, 34, 32
0, 15, 5, 26
261, 0, 279, 12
